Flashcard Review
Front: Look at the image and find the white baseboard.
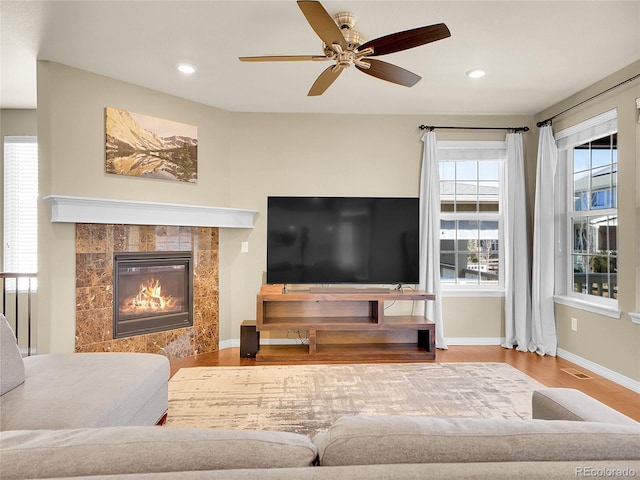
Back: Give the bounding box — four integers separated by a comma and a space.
260, 338, 302, 345
219, 338, 302, 350
219, 339, 239, 350
444, 337, 504, 345
221, 337, 506, 349
557, 348, 640, 394
221, 337, 505, 349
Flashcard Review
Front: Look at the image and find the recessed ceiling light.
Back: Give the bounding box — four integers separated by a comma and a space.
466, 68, 486, 79
178, 64, 196, 75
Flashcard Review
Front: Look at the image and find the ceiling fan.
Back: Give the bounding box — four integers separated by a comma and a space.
239, 0, 451, 96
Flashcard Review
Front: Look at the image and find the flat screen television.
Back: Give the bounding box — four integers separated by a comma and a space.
266, 197, 419, 285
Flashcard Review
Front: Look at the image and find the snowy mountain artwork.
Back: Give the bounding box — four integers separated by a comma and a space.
105, 107, 198, 183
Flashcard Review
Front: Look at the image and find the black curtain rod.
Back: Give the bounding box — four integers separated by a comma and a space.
537, 73, 640, 127
418, 125, 529, 132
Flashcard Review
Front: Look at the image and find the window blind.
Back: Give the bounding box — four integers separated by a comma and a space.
555, 108, 618, 150
3, 136, 38, 290
436, 141, 507, 161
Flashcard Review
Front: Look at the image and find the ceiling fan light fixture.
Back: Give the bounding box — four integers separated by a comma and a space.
466, 68, 486, 79
333, 11, 357, 30
177, 64, 196, 75
342, 29, 365, 49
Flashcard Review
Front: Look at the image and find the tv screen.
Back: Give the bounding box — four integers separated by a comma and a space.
267, 197, 419, 285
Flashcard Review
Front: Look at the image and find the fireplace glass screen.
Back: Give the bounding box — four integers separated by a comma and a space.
113, 252, 193, 338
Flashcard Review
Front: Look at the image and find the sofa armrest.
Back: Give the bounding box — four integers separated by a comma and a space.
532, 388, 638, 425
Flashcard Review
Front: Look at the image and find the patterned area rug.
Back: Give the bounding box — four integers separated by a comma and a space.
166, 362, 545, 436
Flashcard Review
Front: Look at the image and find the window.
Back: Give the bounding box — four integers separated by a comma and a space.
438, 142, 504, 287
570, 133, 617, 299
555, 108, 618, 305
3, 136, 38, 290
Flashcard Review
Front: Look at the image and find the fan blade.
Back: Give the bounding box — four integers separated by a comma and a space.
355, 58, 421, 87
359, 23, 451, 57
239, 55, 327, 62
297, 1, 347, 50
308, 65, 343, 96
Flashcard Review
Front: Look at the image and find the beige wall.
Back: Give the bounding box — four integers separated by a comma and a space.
442, 296, 505, 339
36, 61, 233, 353
226, 113, 529, 342
0, 109, 37, 270
34, 61, 536, 353
534, 61, 640, 381
27, 59, 640, 383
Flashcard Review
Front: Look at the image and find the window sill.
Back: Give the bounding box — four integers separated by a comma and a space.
441, 288, 505, 298
629, 313, 640, 325
553, 295, 621, 319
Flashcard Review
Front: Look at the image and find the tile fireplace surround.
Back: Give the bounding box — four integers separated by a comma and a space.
75, 224, 219, 359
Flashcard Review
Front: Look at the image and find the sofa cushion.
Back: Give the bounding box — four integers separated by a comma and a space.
1, 352, 169, 430
313, 415, 640, 466
0, 426, 318, 480
0, 314, 25, 396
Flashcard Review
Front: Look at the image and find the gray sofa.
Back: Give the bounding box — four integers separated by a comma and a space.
1, 313, 638, 479
0, 313, 169, 430
1, 388, 639, 478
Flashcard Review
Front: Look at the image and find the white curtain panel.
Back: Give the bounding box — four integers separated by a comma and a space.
419, 131, 447, 349
531, 125, 559, 356
501, 133, 532, 352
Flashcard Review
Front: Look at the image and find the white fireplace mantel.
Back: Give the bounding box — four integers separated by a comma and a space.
43, 195, 257, 228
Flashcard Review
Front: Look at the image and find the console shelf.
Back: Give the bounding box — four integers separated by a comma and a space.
255, 288, 436, 362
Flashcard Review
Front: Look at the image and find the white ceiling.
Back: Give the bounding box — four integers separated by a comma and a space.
2, 1, 639, 115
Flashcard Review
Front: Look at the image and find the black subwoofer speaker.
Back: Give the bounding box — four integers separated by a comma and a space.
240, 320, 260, 358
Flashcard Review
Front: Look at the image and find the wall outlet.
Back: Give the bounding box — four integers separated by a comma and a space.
241, 241, 249, 253
571, 317, 578, 332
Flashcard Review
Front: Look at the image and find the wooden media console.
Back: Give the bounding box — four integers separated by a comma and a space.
255, 287, 436, 362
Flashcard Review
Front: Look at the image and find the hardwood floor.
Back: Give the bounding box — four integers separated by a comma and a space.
170, 345, 640, 422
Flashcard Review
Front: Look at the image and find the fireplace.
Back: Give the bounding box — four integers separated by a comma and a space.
113, 251, 193, 339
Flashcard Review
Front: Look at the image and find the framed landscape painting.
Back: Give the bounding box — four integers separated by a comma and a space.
105, 107, 198, 183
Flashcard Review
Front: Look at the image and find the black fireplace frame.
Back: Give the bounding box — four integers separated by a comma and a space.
113, 251, 194, 339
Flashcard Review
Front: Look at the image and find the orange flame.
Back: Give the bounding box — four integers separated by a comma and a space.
120, 278, 181, 315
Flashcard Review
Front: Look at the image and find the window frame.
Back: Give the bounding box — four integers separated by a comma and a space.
555, 109, 618, 311
437, 141, 506, 294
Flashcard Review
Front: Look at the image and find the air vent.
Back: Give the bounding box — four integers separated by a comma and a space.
561, 368, 593, 380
